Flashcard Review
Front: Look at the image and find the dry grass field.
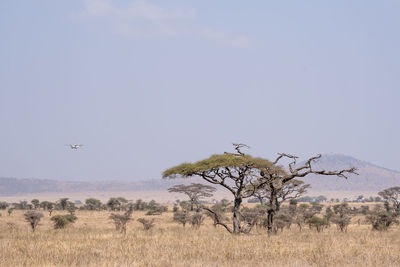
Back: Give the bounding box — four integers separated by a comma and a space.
0, 208, 399, 267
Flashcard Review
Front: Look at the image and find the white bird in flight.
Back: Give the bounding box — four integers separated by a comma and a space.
65, 144, 84, 149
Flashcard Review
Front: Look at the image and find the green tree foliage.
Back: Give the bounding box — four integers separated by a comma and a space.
40, 201, 54, 211
7, 208, 14, 216
306, 216, 329, 233
84, 198, 102, 210
163, 145, 357, 235
107, 198, 122, 211
330, 203, 352, 232
50, 214, 78, 229
58, 198, 69, 210
146, 200, 167, 215
378, 187, 400, 213
163, 145, 281, 234
31, 199, 40, 210
0, 201, 9, 210
366, 205, 399, 231
133, 199, 148, 211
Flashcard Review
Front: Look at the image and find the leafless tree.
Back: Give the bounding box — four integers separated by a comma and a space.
256, 153, 357, 233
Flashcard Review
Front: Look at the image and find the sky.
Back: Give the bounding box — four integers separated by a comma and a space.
1, 0, 399, 181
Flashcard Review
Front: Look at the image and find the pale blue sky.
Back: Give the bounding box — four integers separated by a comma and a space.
1, 0, 399, 181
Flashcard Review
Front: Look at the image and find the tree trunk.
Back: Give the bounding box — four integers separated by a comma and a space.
232, 197, 242, 234
267, 209, 275, 234
267, 188, 277, 234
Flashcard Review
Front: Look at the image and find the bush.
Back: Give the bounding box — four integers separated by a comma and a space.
0, 201, 9, 210
146, 200, 167, 215
24, 211, 44, 232
137, 218, 155, 230
50, 214, 78, 229
109, 208, 133, 234
306, 216, 329, 232
190, 212, 204, 228
7, 208, 14, 216
173, 210, 190, 227
366, 205, 399, 231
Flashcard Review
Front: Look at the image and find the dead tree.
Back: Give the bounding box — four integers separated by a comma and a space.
253, 153, 357, 234
168, 183, 216, 211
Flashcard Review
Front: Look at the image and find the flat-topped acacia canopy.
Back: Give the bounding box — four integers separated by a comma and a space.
162, 153, 287, 178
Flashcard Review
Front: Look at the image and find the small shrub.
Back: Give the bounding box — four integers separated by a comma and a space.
24, 211, 44, 232
8, 208, 14, 216
366, 205, 398, 231
137, 218, 155, 231
173, 210, 190, 227
50, 214, 77, 229
190, 212, 204, 229
146, 200, 167, 215
109, 208, 133, 234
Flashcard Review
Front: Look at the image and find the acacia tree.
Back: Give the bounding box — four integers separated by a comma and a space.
378, 187, 400, 213
163, 144, 283, 234
168, 183, 216, 211
163, 145, 357, 234
330, 203, 352, 232
109, 207, 133, 234
58, 198, 69, 210
107, 198, 121, 211
31, 199, 40, 210
24, 211, 44, 232
255, 153, 357, 233
85, 198, 102, 210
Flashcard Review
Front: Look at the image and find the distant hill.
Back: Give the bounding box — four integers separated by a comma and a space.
0, 177, 199, 196
1, 154, 399, 196
300, 154, 400, 193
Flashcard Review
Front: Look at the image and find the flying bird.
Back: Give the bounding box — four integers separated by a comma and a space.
65, 144, 84, 149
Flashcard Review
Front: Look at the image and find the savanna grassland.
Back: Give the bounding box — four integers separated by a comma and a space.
0, 206, 399, 267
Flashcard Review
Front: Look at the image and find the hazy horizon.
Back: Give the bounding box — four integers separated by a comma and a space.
1, 1, 399, 181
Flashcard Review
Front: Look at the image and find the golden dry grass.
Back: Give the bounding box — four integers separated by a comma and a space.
0, 209, 399, 267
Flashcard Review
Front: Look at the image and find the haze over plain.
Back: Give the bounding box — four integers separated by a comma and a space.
1, 0, 399, 182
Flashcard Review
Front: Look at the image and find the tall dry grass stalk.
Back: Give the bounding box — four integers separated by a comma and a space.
0, 209, 399, 266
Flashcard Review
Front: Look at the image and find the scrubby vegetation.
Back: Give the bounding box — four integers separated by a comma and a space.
0, 146, 398, 266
